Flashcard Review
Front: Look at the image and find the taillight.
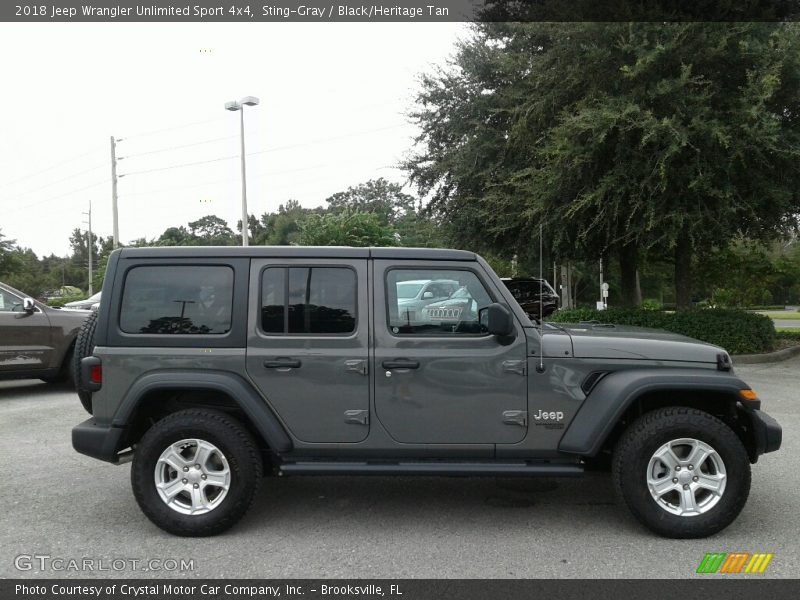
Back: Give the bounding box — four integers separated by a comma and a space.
89, 364, 102, 385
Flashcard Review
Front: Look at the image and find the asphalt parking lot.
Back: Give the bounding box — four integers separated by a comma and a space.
1, 358, 798, 580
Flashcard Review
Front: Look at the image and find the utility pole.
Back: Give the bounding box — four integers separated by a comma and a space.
110, 136, 119, 248
599, 258, 604, 310
82, 202, 93, 296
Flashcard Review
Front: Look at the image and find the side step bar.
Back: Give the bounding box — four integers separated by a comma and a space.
279, 461, 584, 477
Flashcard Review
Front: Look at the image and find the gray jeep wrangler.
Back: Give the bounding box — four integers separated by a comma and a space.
72, 246, 781, 538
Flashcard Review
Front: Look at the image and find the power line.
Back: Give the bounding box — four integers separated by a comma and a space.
0, 146, 106, 190
120, 162, 397, 201
6, 164, 106, 198
118, 123, 409, 179
119, 116, 228, 141
119, 155, 238, 178
2, 179, 107, 216
248, 123, 408, 156
118, 135, 238, 160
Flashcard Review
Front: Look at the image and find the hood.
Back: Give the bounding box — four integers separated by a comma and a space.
397, 298, 419, 306
557, 323, 725, 364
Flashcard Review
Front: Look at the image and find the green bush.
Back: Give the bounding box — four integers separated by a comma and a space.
640, 298, 663, 311
47, 295, 85, 308
548, 308, 775, 355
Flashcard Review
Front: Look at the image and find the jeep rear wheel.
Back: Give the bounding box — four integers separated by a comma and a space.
612, 406, 751, 538
71, 311, 98, 414
131, 409, 262, 536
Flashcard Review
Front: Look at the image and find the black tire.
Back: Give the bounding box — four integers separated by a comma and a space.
612, 406, 751, 539
71, 311, 98, 414
46, 347, 76, 385
131, 409, 262, 537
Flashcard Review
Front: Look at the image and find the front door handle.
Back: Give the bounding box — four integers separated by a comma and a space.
264, 358, 302, 369
382, 359, 420, 370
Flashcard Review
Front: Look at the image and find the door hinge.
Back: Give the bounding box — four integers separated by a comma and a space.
502, 410, 528, 427
502, 359, 526, 376
345, 359, 368, 375
344, 409, 369, 425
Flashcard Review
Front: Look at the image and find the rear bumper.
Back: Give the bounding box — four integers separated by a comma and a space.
746, 408, 782, 459
72, 418, 125, 463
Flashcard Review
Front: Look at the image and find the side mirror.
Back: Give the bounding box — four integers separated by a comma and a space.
479, 303, 515, 337
422, 291, 434, 300
22, 298, 35, 313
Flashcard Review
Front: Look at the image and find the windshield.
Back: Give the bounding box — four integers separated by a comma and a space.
397, 283, 424, 299
449, 286, 471, 299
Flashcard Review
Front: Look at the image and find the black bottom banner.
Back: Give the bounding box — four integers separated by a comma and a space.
2, 580, 800, 600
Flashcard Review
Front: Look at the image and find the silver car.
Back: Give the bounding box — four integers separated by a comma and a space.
63, 291, 101, 312
396, 279, 459, 324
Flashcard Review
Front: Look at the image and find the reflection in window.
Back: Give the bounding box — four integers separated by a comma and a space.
261, 267, 356, 335
0, 289, 23, 312
387, 270, 492, 335
120, 266, 234, 335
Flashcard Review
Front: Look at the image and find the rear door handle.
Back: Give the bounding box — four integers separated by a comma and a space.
382, 359, 420, 370
264, 358, 302, 369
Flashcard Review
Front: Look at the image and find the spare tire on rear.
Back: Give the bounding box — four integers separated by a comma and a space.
72, 311, 98, 414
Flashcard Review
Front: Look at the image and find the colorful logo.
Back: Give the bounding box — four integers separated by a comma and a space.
697, 553, 773, 574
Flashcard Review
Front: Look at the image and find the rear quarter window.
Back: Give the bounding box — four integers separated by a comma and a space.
119, 265, 234, 335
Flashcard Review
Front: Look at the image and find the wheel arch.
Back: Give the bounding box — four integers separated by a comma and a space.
559, 368, 754, 458
113, 371, 293, 455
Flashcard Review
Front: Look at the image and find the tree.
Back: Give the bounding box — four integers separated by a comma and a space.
156, 226, 193, 246
0, 229, 17, 276
405, 23, 800, 308
298, 210, 396, 247
253, 200, 315, 246
187, 215, 236, 246
325, 178, 416, 226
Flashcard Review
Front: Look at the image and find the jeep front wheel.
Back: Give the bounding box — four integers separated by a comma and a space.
612, 407, 751, 538
131, 409, 262, 536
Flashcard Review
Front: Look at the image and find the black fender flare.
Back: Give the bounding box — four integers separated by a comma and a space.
112, 370, 293, 453
558, 368, 751, 456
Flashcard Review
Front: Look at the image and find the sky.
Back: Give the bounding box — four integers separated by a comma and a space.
0, 22, 467, 256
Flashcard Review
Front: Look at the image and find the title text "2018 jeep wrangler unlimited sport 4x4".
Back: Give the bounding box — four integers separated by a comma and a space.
72, 247, 781, 538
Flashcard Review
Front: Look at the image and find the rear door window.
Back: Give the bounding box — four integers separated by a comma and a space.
260, 266, 357, 335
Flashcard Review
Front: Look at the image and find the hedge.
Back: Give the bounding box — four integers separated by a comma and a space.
548, 308, 776, 355
47, 295, 85, 308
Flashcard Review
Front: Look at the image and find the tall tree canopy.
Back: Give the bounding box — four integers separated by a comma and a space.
298, 210, 396, 247
405, 22, 800, 307
325, 178, 416, 225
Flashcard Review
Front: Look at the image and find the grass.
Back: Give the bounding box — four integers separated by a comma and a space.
759, 311, 800, 320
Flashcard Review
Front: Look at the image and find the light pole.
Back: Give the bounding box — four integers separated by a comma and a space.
225, 96, 259, 246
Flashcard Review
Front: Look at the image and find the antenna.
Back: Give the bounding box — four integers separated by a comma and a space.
537, 223, 546, 373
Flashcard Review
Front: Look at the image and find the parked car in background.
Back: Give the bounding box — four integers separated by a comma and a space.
0, 281, 91, 385
41, 285, 83, 304
396, 278, 459, 325
63, 291, 101, 311
501, 277, 560, 319
420, 283, 491, 331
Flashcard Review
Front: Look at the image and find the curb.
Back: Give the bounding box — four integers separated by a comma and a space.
733, 345, 800, 365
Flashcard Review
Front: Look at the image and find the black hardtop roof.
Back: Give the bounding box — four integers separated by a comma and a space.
117, 246, 477, 261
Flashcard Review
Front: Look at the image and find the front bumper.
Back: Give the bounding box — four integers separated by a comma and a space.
743, 408, 782, 461
72, 418, 126, 463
